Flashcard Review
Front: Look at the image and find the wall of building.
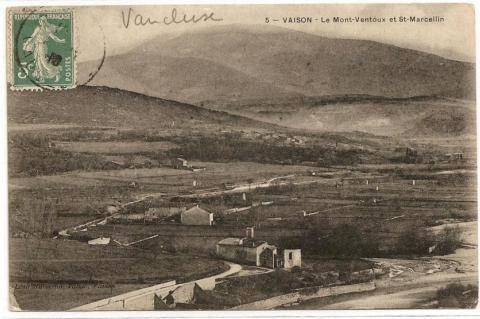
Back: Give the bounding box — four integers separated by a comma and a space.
181, 211, 213, 226
70, 280, 177, 311
216, 244, 264, 266
153, 294, 170, 310
71, 279, 209, 311
170, 283, 198, 304
123, 292, 156, 310
283, 249, 301, 269
250, 245, 264, 266
259, 248, 276, 268
147, 206, 186, 218
216, 244, 239, 261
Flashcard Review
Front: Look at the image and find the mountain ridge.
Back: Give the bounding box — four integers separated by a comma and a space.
79, 23, 475, 104
74, 24, 475, 137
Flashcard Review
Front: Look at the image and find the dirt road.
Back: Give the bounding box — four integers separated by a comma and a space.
196, 261, 242, 288
320, 274, 477, 309
292, 245, 477, 310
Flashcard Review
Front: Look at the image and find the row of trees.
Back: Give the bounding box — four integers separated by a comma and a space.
279, 223, 462, 258
167, 136, 380, 166
10, 198, 57, 238
9, 135, 118, 176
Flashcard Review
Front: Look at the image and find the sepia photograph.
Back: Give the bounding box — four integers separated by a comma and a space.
5, 3, 478, 312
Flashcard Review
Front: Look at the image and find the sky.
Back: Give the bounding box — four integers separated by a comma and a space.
75, 4, 475, 63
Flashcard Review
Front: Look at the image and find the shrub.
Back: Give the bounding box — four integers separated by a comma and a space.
291, 266, 302, 273
395, 226, 461, 256
327, 224, 363, 257
166, 135, 383, 166
436, 283, 478, 308
435, 226, 462, 255
395, 228, 434, 255
280, 224, 381, 257
9, 134, 116, 177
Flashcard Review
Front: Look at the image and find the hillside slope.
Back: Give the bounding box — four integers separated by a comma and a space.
7, 86, 274, 130
220, 95, 476, 137
80, 24, 475, 105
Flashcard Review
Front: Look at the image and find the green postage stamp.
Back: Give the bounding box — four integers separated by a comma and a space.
9, 9, 75, 89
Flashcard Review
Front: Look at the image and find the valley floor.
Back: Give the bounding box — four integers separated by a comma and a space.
7, 124, 477, 311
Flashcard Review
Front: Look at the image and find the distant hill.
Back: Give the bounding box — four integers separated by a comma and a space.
218, 95, 476, 137
7, 86, 274, 130
80, 24, 475, 105
404, 103, 476, 137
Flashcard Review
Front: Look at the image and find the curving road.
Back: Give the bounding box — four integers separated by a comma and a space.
195, 261, 242, 290
293, 246, 477, 310
319, 274, 477, 309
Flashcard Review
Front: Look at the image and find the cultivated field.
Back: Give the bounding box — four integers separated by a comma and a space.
7, 122, 477, 311
10, 238, 227, 310
54, 141, 178, 154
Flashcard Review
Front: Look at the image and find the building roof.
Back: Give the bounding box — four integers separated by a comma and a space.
183, 206, 211, 216
217, 237, 266, 248
217, 238, 243, 246
113, 213, 144, 220
147, 206, 186, 214
264, 244, 277, 251
242, 239, 267, 248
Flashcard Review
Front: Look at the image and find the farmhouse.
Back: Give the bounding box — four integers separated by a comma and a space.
181, 205, 214, 226
172, 157, 189, 169
216, 227, 301, 269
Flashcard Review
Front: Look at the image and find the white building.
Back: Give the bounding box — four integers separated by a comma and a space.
181, 206, 214, 226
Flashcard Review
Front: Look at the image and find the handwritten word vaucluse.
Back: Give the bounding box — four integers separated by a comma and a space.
121, 7, 223, 28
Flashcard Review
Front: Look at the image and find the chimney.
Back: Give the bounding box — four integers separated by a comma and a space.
246, 226, 254, 239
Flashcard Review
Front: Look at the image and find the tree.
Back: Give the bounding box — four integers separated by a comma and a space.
328, 224, 363, 257
436, 283, 478, 308
396, 227, 433, 255
435, 226, 462, 255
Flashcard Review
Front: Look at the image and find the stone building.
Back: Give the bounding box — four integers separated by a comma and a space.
181, 205, 214, 226
216, 227, 301, 269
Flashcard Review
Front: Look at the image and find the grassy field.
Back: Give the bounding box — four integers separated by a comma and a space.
8, 160, 318, 237
13, 282, 150, 311
7, 123, 477, 310
10, 238, 227, 310
54, 141, 177, 154
58, 163, 477, 255
9, 162, 315, 190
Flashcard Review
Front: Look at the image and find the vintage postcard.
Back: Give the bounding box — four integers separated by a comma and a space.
6, 3, 477, 312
